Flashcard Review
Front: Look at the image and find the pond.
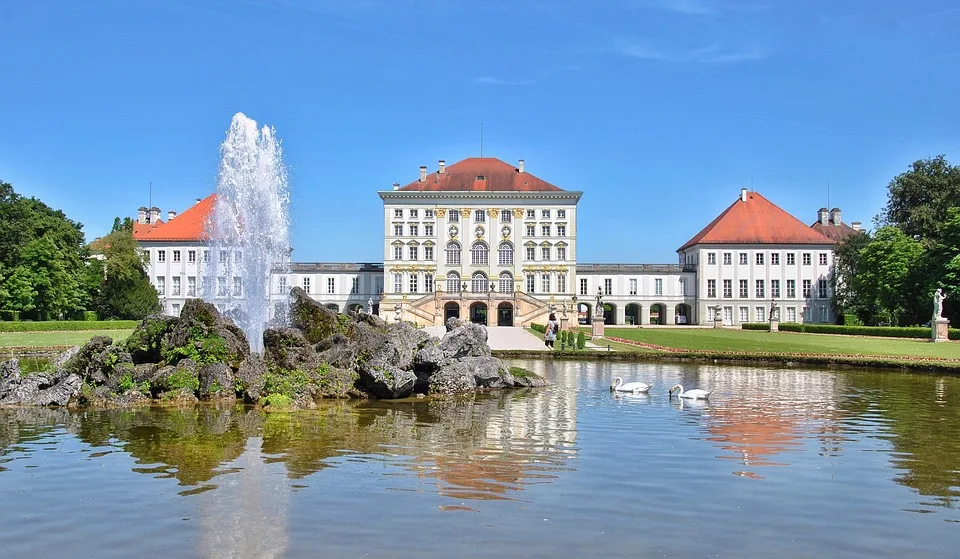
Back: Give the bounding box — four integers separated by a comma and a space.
1, 360, 958, 558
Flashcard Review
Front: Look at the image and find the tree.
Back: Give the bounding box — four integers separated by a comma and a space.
93, 229, 160, 319
832, 230, 873, 323
855, 227, 926, 326
878, 155, 960, 244
929, 207, 960, 323
6, 236, 85, 320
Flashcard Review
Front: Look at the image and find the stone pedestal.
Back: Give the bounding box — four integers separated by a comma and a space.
591, 316, 605, 339
713, 317, 724, 329
933, 318, 949, 342
769, 318, 779, 333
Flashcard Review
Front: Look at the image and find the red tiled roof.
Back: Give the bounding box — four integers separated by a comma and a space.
133, 194, 215, 242
810, 220, 860, 241
132, 219, 163, 238
397, 157, 564, 192
678, 191, 833, 251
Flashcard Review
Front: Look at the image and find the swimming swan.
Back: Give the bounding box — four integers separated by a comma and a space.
669, 384, 711, 400
610, 377, 651, 393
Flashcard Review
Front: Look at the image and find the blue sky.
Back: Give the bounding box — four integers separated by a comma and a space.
2, 0, 959, 263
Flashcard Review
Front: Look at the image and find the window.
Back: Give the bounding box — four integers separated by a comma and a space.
394, 246, 403, 260
819, 306, 829, 322
802, 279, 812, 298
771, 253, 779, 265
449, 210, 459, 223
756, 279, 765, 298
526, 209, 536, 219
655, 278, 663, 296
557, 246, 566, 261
425, 274, 434, 292
471, 242, 488, 265
739, 280, 748, 298
803, 306, 812, 322
424, 224, 433, 236
739, 252, 748, 265
187, 276, 196, 296
541, 246, 550, 261
739, 307, 749, 322
393, 224, 402, 236
409, 274, 418, 294
756, 253, 764, 265
629, 278, 637, 296
526, 274, 536, 293
526, 224, 535, 236
376, 277, 383, 294
446, 273, 460, 293
394, 209, 403, 218
472, 273, 488, 293
541, 224, 550, 237
217, 277, 227, 297
303, 277, 311, 293
201, 277, 211, 296
526, 246, 535, 261
541, 209, 551, 219
707, 279, 716, 298
424, 246, 434, 261
233, 277, 242, 297
787, 253, 795, 265
409, 246, 418, 260
325, 278, 334, 294
173, 250, 181, 263
707, 252, 716, 265
557, 224, 566, 237
172, 276, 181, 296
604, 278, 613, 295
541, 273, 551, 293
818, 279, 828, 299
557, 209, 566, 218
771, 279, 780, 298
203, 250, 209, 263
679, 278, 686, 296
723, 252, 731, 265
819, 253, 828, 265
425, 209, 434, 219
756, 307, 766, 321
188, 250, 196, 263
394, 273, 402, 293
156, 276, 165, 295
786, 307, 796, 322
723, 279, 732, 298
558, 273, 566, 293
277, 276, 286, 295
219, 250, 228, 264
500, 209, 512, 223
446, 242, 461, 265
580, 278, 588, 296
787, 279, 796, 298
474, 209, 486, 223
409, 209, 418, 218
157, 250, 166, 263
409, 224, 418, 236
802, 253, 811, 265
498, 242, 514, 265
172, 303, 180, 316
499, 272, 513, 293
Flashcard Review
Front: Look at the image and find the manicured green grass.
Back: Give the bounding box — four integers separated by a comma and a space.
601, 327, 960, 359
0, 329, 133, 348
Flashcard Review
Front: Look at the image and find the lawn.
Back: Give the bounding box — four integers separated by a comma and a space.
600, 327, 960, 360
0, 329, 133, 349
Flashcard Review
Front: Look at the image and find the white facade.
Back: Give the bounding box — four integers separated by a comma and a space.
574, 264, 697, 325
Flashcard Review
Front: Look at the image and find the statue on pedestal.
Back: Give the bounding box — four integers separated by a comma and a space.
934, 288, 946, 320
367, 297, 373, 315
769, 299, 779, 321
595, 287, 603, 317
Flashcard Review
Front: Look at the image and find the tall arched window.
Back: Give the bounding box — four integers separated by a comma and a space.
499, 271, 513, 294
471, 242, 489, 265
471, 272, 489, 293
446, 272, 461, 293
445, 241, 461, 265
498, 242, 514, 266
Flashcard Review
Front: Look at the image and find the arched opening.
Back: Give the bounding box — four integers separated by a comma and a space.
470, 302, 488, 325
603, 303, 616, 325
498, 271, 513, 294
347, 303, 363, 314
674, 304, 691, 325
445, 241, 461, 265
625, 303, 641, 326
445, 272, 461, 294
471, 241, 489, 266
471, 271, 489, 293
498, 242, 514, 266
650, 303, 666, 325
497, 302, 514, 326
444, 302, 460, 321
325, 303, 339, 312
577, 302, 592, 325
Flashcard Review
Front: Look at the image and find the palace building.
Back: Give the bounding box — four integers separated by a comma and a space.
134, 156, 861, 327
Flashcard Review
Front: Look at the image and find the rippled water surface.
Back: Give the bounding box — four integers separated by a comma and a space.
2, 360, 959, 558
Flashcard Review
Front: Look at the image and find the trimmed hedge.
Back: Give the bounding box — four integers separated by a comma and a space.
0, 320, 138, 332
530, 323, 546, 334
741, 322, 960, 340
741, 322, 771, 331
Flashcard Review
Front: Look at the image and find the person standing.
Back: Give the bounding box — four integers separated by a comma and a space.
544, 313, 558, 349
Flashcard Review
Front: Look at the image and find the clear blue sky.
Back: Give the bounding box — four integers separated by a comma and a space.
2, 0, 959, 263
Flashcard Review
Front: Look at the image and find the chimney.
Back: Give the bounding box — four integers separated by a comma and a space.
195, 198, 201, 204
419, 165, 427, 182
852, 221, 862, 232
137, 206, 147, 224
740, 188, 748, 203
392, 182, 400, 191
149, 206, 161, 224
168, 210, 177, 221
817, 207, 829, 226
519, 159, 525, 173
829, 207, 841, 225
438, 160, 445, 174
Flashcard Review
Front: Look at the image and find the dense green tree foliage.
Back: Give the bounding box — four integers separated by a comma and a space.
92, 228, 161, 319
878, 155, 960, 244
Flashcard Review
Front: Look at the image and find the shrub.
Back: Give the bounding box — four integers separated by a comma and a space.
741, 323, 771, 331
530, 323, 545, 334
0, 310, 20, 322
0, 320, 137, 332
83, 311, 98, 321
576, 331, 586, 350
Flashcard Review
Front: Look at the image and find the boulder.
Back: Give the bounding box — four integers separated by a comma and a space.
125, 314, 177, 364
438, 321, 491, 362
289, 287, 351, 343
0, 359, 23, 401
358, 363, 417, 399
263, 327, 318, 370
62, 337, 133, 386
237, 354, 267, 402
199, 362, 236, 400
161, 300, 250, 369
0, 359, 82, 407
428, 361, 479, 395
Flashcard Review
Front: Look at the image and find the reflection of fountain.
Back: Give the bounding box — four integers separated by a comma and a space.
206, 113, 291, 353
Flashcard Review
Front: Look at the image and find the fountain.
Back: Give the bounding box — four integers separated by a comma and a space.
205, 113, 291, 352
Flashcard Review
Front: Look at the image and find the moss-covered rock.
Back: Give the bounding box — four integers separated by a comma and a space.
289, 287, 352, 343
125, 315, 177, 364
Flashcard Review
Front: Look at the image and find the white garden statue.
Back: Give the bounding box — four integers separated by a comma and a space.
933, 288, 946, 320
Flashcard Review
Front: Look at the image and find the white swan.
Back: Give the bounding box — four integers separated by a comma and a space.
610, 377, 651, 394
669, 383, 711, 400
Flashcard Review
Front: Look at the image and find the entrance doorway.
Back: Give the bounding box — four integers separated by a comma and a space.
444, 302, 460, 322
470, 302, 488, 325
497, 303, 514, 326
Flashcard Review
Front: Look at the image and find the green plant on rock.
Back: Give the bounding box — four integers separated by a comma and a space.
167, 368, 200, 393
118, 373, 135, 392
509, 366, 535, 379
161, 327, 230, 366
262, 365, 311, 399
259, 393, 294, 408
